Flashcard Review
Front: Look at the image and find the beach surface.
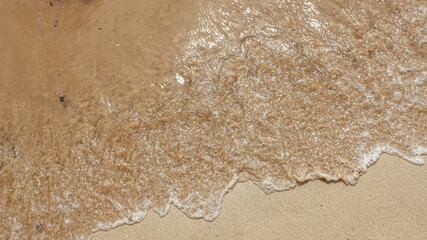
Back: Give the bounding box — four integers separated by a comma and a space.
92, 154, 426, 240
1, 1, 426, 239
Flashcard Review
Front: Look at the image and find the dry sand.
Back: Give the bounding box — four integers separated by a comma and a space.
92, 154, 426, 240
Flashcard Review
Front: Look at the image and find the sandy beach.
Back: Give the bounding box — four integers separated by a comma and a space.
92, 154, 426, 240
1, 1, 426, 239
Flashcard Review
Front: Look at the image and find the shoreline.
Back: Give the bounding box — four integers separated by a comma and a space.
92, 153, 426, 240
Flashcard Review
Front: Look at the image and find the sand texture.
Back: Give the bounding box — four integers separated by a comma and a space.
92, 154, 426, 240
0, 0, 426, 239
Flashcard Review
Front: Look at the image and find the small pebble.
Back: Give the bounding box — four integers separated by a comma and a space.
35, 223, 44, 231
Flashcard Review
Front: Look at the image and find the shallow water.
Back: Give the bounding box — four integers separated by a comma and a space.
0, 0, 426, 239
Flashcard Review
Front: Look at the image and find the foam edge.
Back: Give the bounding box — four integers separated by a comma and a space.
360, 145, 426, 172
89, 146, 426, 239
89, 174, 240, 238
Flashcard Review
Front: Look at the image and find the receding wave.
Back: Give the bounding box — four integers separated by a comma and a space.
0, 0, 426, 239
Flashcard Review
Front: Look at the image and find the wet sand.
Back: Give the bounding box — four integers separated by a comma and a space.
1, 1, 426, 239
92, 154, 427, 240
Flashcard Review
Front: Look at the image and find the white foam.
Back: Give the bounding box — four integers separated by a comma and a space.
170, 174, 240, 221
176, 73, 185, 85
90, 145, 426, 238
91, 200, 152, 233
360, 145, 425, 172
91, 174, 240, 235
258, 176, 297, 194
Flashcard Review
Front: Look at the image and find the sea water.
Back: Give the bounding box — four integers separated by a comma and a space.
0, 0, 425, 239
